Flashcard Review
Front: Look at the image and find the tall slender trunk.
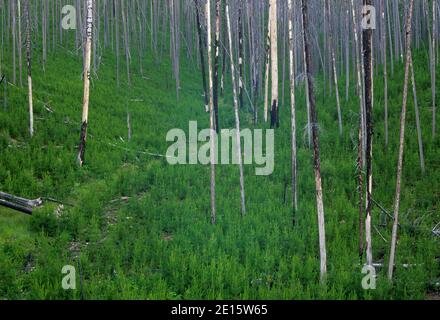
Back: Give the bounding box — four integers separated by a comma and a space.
409, 57, 426, 173
263, 1, 271, 123
269, 0, 279, 128
206, 0, 216, 225
195, 0, 209, 112
382, 0, 389, 147
326, 0, 342, 136
351, 0, 364, 259
363, 0, 374, 267
238, 3, 244, 110
432, 0, 436, 139
77, 0, 93, 167
288, 0, 297, 217
25, 0, 32, 137
301, 0, 327, 283
213, 0, 221, 132
226, 0, 246, 217
17, 0, 22, 86
120, 0, 130, 86
388, 0, 414, 280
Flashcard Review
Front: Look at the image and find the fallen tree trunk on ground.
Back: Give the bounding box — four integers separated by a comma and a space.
0, 191, 72, 215
0, 199, 33, 215
0, 191, 43, 208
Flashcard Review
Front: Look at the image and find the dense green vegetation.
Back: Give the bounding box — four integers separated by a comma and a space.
0, 38, 439, 299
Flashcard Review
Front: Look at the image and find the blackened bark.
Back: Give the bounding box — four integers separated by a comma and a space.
77, 121, 88, 166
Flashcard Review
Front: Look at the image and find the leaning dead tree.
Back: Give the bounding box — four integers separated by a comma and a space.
301, 0, 327, 283
226, 0, 246, 217
388, 0, 414, 281
77, 0, 93, 166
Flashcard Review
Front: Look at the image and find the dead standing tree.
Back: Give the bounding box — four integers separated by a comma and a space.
195, 0, 209, 112
388, 0, 414, 281
205, 0, 216, 225
25, 0, 33, 138
363, 0, 374, 267
226, 0, 246, 217
269, 0, 279, 128
301, 0, 327, 283
77, 0, 93, 167
288, 0, 298, 216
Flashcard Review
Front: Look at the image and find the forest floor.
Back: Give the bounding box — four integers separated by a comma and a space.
0, 46, 439, 299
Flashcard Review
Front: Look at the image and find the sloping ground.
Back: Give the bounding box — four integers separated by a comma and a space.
0, 46, 439, 299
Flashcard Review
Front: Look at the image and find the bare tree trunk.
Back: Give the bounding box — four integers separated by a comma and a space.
17, 0, 22, 86
120, 0, 130, 86
12, 0, 16, 84
195, 0, 208, 112
263, 1, 271, 123
288, 0, 298, 217
432, 0, 436, 140
77, 0, 93, 167
382, 0, 389, 147
213, 0, 221, 132
351, 0, 364, 259
206, 0, 216, 225
388, 0, 414, 281
238, 2, 244, 110
326, 0, 342, 136
301, 0, 327, 283
226, 0, 246, 217
269, 0, 279, 128
363, 0, 374, 267
409, 57, 426, 173
25, 0, 32, 137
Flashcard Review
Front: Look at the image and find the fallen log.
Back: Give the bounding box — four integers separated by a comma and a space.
0, 199, 33, 215
0, 191, 73, 215
0, 191, 43, 208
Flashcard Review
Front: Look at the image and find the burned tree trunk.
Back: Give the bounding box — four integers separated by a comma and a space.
213, 0, 221, 132
195, 0, 209, 112
363, 0, 374, 267
409, 57, 426, 174
25, 0, 33, 138
288, 0, 298, 217
301, 0, 327, 282
388, 0, 414, 280
226, 0, 246, 217
206, 0, 216, 225
269, 0, 279, 128
77, 0, 93, 167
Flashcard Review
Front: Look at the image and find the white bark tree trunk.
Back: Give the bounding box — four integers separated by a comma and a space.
388, 0, 414, 281
226, 0, 246, 217
77, 0, 93, 166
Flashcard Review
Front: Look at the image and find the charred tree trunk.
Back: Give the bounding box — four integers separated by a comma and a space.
301, 0, 327, 282
213, 0, 221, 132
288, 0, 298, 217
363, 0, 374, 267
206, 0, 216, 225
226, 0, 246, 217
25, 0, 32, 137
388, 0, 414, 280
269, 0, 279, 128
195, 0, 209, 112
77, 0, 93, 167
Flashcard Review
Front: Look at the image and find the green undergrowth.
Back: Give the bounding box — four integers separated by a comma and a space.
0, 38, 439, 299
